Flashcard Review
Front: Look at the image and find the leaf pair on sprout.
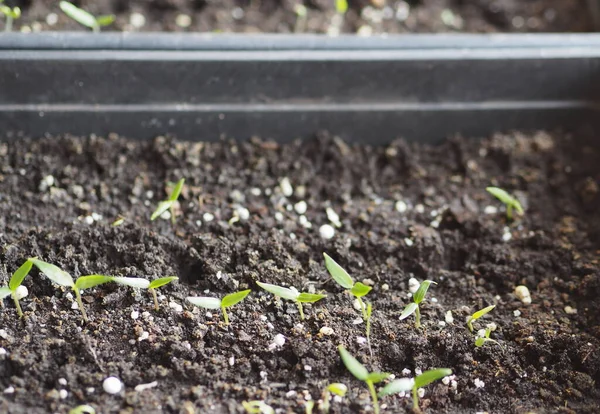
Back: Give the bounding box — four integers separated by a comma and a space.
151, 178, 185, 224
256, 281, 326, 320
187, 290, 251, 325
379, 368, 452, 411
241, 400, 274, 414
59, 1, 114, 33
0, 0, 21, 32
0, 259, 33, 317
467, 305, 499, 347
399, 280, 436, 328
338, 345, 389, 414
323, 253, 373, 347
486, 187, 524, 220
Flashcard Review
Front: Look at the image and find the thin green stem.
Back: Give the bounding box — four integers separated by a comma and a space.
92, 24, 100, 33
412, 386, 419, 411
74, 287, 88, 323
321, 390, 331, 413
151, 288, 159, 310
12, 292, 23, 318
5, 16, 13, 32
507, 204, 513, 220
356, 296, 367, 320
222, 306, 230, 325
415, 306, 421, 329
366, 380, 380, 414
297, 301, 305, 320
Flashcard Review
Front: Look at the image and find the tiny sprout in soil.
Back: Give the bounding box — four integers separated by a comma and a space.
324, 253, 373, 344
400, 280, 436, 328
187, 289, 251, 325
320, 383, 348, 413
0, 259, 33, 317
475, 323, 499, 347
256, 281, 326, 320
68, 404, 96, 414
486, 186, 524, 220
336, 0, 348, 14
0, 0, 20, 32
467, 304, 496, 332
338, 345, 389, 414
151, 178, 185, 224
59, 1, 115, 32
148, 276, 178, 310
29, 258, 113, 323
379, 368, 452, 411
242, 400, 274, 414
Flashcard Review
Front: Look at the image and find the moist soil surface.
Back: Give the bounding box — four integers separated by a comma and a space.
4, 0, 595, 33
0, 131, 600, 414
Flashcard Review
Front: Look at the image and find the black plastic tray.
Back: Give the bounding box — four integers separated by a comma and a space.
1, 33, 600, 143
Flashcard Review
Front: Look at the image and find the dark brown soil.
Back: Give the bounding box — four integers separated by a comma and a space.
4, 0, 595, 33
0, 131, 599, 413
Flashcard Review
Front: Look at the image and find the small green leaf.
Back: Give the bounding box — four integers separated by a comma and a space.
30, 258, 74, 287
366, 372, 391, 384
414, 368, 452, 389
297, 292, 327, 303
111, 217, 125, 227
486, 187, 523, 216
467, 305, 496, 332
323, 253, 354, 289
222, 289, 251, 308
187, 296, 222, 309
350, 282, 372, 298
0, 5, 20, 18
413, 280, 436, 304
169, 178, 185, 202
95, 14, 115, 27
378, 378, 415, 397
60, 1, 97, 29
327, 383, 347, 397
151, 200, 173, 221
69, 405, 96, 414
0, 287, 12, 300
75, 275, 112, 291
399, 302, 418, 320
338, 345, 369, 381
111, 277, 150, 289
9, 260, 33, 291
241, 401, 274, 414
149, 276, 178, 289
256, 281, 299, 301
335, 0, 348, 14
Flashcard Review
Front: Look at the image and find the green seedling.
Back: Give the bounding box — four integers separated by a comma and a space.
486, 187, 524, 220
187, 289, 251, 325
399, 280, 436, 328
0, 259, 33, 317
111, 216, 125, 227
335, 0, 348, 14
148, 276, 178, 310
305, 400, 315, 414
323, 253, 373, 344
0, 0, 20, 32
29, 258, 113, 323
338, 345, 389, 414
294, 4, 307, 33
151, 178, 185, 224
466, 305, 495, 332
256, 281, 326, 320
475, 323, 499, 348
320, 383, 348, 413
379, 368, 452, 412
242, 400, 274, 414
69, 405, 96, 414
59, 1, 115, 33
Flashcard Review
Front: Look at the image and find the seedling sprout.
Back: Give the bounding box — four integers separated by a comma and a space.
379, 368, 452, 411
335, 0, 348, 14
399, 280, 436, 328
338, 345, 389, 414
475, 323, 499, 348
467, 304, 495, 332
187, 289, 251, 325
323, 253, 373, 345
486, 187, 524, 220
59, 1, 115, 33
68, 405, 96, 414
242, 400, 274, 414
0, 259, 33, 317
256, 281, 326, 320
148, 276, 178, 310
29, 258, 113, 322
151, 178, 185, 224
0, 0, 20, 32
320, 383, 347, 413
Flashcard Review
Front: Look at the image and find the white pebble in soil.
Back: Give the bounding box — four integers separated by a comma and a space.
175, 14, 192, 28
514, 285, 531, 305
102, 377, 123, 395
46, 13, 58, 26
326, 207, 342, 228
319, 224, 335, 239
280, 177, 294, 197
130, 12, 146, 28
14, 285, 28, 300
408, 277, 420, 293
395, 200, 408, 213
294, 201, 307, 215
404, 238, 414, 247
474, 378, 485, 388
